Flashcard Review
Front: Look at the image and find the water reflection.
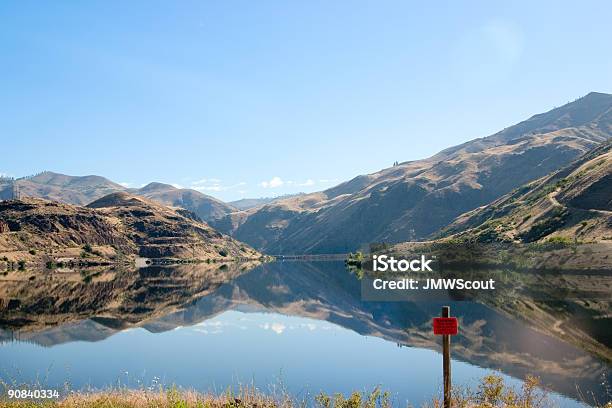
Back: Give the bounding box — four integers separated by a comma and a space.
0, 261, 610, 405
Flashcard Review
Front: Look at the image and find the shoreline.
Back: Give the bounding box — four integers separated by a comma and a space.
0, 374, 571, 408
0, 246, 273, 273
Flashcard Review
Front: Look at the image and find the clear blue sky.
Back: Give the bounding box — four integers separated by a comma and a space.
1, 1, 611, 201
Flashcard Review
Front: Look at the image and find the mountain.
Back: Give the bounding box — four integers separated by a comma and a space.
0, 192, 259, 263
0, 172, 236, 223
133, 182, 236, 222
87, 192, 258, 259
229, 193, 306, 211
439, 141, 612, 243
229, 92, 612, 254
9, 171, 126, 205
211, 193, 309, 236
3, 92, 610, 255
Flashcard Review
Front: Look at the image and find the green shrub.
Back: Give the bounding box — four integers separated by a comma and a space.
519, 208, 569, 242
546, 236, 573, 245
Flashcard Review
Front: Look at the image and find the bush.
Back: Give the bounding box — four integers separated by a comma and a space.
520, 208, 569, 242
546, 236, 573, 245
218, 249, 228, 257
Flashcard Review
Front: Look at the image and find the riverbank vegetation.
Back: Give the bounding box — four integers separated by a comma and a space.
2, 375, 609, 408
380, 240, 612, 271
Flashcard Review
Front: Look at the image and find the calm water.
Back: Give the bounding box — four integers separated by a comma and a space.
0, 261, 610, 407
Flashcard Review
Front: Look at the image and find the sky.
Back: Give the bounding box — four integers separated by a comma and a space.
1, 1, 612, 202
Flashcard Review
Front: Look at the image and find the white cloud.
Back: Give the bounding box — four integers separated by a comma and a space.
193, 319, 246, 334
190, 179, 247, 193
119, 182, 131, 188
260, 322, 286, 334
319, 179, 339, 184
197, 321, 223, 327
171, 183, 183, 189
193, 328, 222, 335
259, 176, 284, 189
298, 179, 315, 187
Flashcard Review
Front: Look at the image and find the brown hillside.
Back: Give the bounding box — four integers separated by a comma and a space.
134, 182, 236, 222
440, 142, 612, 244
0, 173, 236, 223
0, 193, 259, 264
230, 92, 612, 254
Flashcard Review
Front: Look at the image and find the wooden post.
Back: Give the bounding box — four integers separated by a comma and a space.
442, 306, 451, 408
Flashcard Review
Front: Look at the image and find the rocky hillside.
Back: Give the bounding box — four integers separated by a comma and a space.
0, 193, 259, 264
88, 192, 257, 259
439, 141, 612, 244
0, 198, 136, 259
227, 92, 612, 254
0, 172, 236, 223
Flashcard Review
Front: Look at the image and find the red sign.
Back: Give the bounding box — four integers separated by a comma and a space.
433, 317, 458, 335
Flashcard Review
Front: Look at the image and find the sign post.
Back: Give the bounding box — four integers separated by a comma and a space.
433, 306, 458, 408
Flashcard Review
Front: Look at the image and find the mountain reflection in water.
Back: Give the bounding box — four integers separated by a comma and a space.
0, 261, 610, 406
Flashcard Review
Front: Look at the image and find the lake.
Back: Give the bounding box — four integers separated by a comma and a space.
0, 260, 610, 407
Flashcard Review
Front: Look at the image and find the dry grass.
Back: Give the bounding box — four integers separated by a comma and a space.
0, 375, 610, 408
1, 386, 285, 408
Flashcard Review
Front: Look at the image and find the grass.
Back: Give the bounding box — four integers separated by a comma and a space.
2, 375, 610, 408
